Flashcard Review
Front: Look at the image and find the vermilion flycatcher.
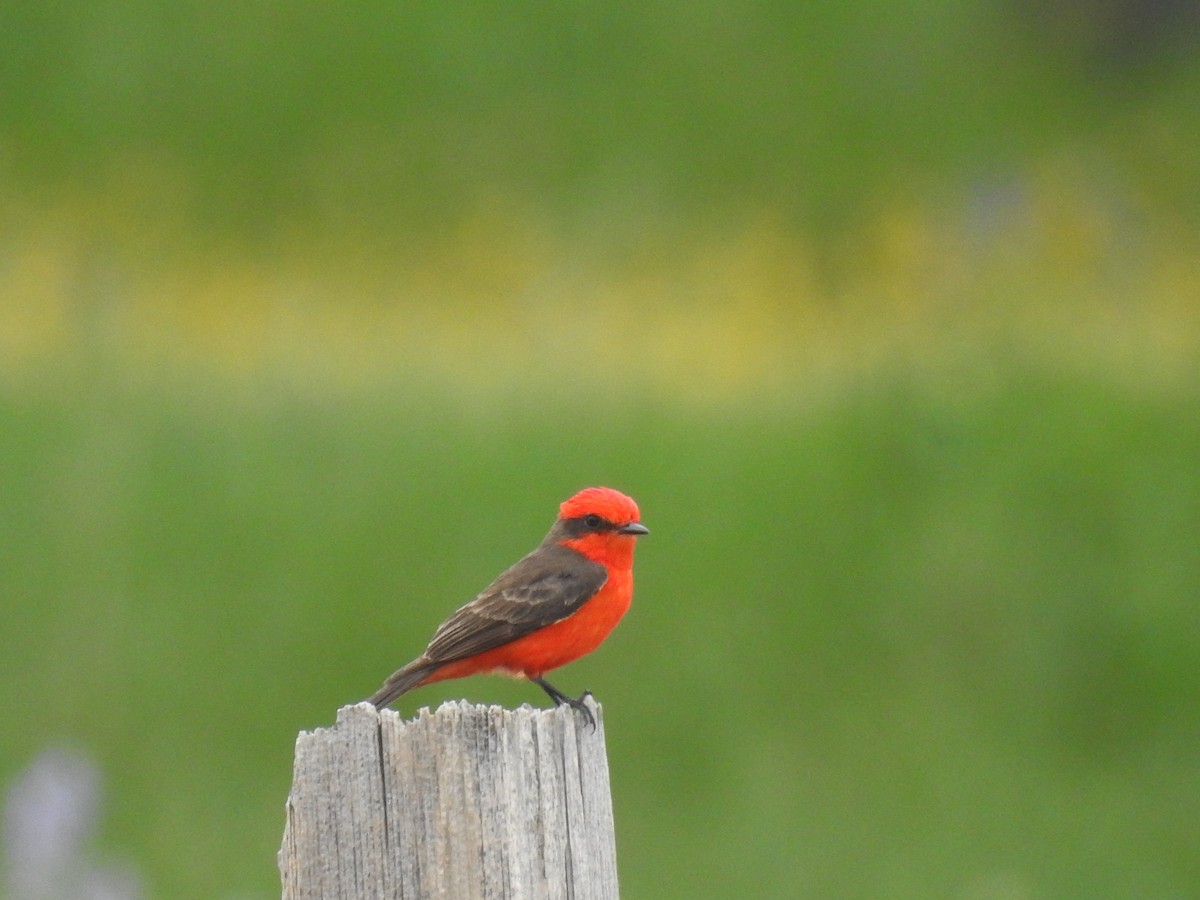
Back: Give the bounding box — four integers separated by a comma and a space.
367, 487, 647, 727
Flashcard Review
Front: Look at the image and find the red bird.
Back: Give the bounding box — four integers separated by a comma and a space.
368, 487, 648, 727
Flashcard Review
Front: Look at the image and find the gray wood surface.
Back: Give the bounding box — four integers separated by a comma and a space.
279, 700, 618, 899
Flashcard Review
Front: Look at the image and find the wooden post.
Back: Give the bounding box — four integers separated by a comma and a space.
279, 700, 619, 899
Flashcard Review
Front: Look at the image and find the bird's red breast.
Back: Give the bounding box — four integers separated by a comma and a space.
423, 568, 632, 682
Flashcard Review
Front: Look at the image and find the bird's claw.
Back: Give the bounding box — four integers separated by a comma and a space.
555, 692, 596, 732
534, 677, 597, 732
572, 697, 596, 732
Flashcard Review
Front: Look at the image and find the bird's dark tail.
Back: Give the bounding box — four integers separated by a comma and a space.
368, 658, 437, 709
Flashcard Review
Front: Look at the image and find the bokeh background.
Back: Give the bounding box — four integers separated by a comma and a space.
3, 2, 1199, 897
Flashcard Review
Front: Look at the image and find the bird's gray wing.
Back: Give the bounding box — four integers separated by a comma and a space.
422, 542, 608, 664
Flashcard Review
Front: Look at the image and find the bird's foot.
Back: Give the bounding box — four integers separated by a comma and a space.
534, 678, 597, 732
558, 693, 596, 732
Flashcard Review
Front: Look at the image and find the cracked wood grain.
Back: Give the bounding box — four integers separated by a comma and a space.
280, 700, 618, 899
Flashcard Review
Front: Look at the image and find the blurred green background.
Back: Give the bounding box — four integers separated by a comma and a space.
2, 2, 1198, 898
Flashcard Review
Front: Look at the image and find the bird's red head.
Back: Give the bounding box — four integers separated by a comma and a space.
559, 487, 642, 528
557, 487, 647, 570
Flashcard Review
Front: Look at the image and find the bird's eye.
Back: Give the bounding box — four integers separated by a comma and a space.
584, 514, 603, 529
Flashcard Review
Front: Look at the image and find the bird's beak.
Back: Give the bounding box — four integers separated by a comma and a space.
618, 522, 649, 536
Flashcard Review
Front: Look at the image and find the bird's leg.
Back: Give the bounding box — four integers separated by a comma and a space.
533, 677, 596, 731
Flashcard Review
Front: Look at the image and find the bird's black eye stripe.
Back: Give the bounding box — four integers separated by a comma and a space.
561, 513, 615, 537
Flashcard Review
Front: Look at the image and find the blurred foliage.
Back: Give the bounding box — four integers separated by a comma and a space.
2, 375, 1198, 897
1, 1, 1199, 898
1, 0, 1198, 239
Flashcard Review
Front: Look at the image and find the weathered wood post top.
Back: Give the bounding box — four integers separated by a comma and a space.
279, 699, 618, 899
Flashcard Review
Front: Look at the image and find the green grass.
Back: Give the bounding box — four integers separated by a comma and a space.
2, 365, 1196, 897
